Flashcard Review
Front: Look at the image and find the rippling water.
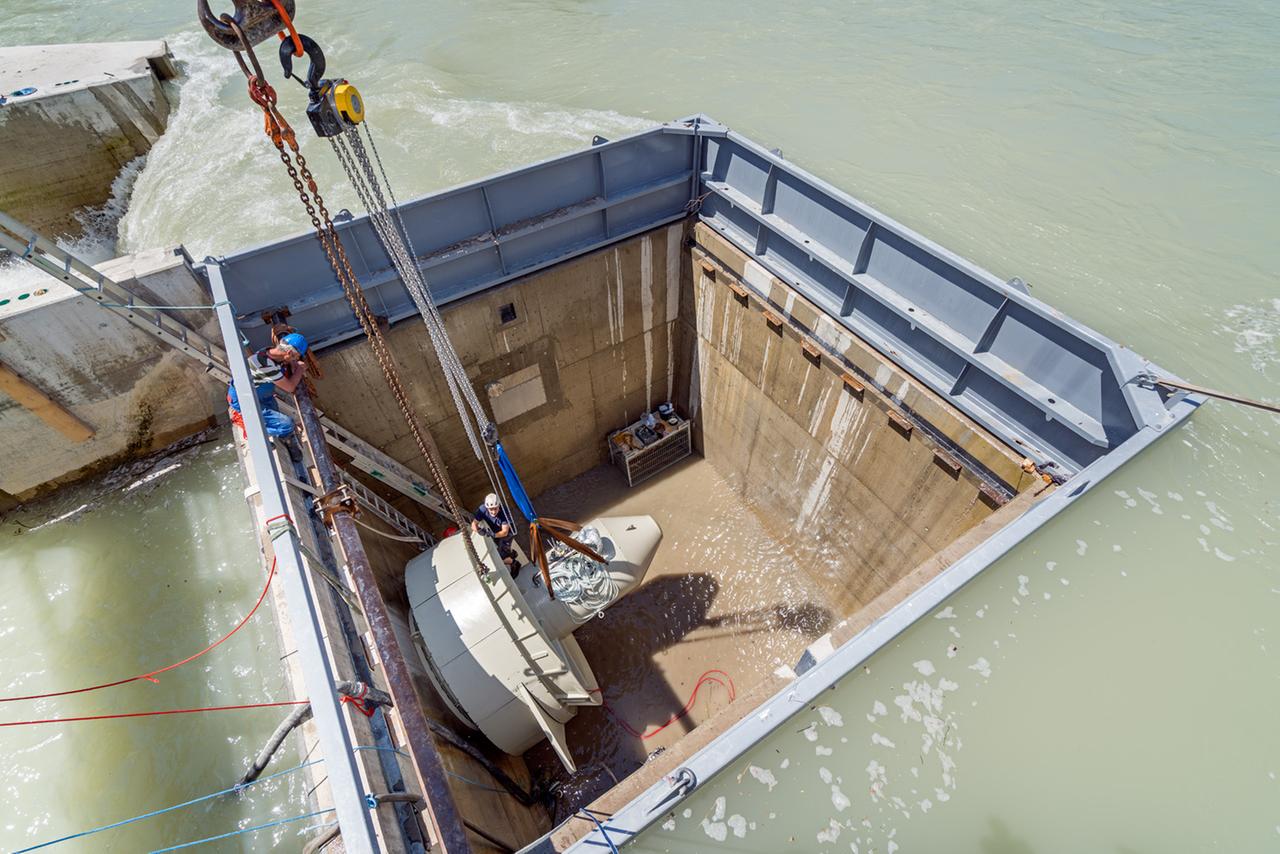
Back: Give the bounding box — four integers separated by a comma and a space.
3, 0, 1277, 850
0, 437, 308, 851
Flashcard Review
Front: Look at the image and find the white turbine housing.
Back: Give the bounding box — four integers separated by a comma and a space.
406, 516, 661, 771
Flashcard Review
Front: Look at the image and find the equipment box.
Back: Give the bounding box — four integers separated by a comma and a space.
607, 413, 692, 488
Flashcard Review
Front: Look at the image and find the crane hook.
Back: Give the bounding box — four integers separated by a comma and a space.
279, 32, 327, 91
197, 0, 297, 51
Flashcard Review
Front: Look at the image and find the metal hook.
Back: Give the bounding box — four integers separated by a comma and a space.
197, 0, 297, 51
279, 32, 327, 91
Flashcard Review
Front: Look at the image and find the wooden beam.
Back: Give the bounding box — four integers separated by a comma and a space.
0, 360, 95, 442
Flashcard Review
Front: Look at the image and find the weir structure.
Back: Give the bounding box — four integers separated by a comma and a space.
1, 115, 1200, 852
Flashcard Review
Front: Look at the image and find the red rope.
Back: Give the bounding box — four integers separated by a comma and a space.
0, 700, 308, 728
593, 669, 736, 741
0, 516, 291, 704
340, 682, 376, 718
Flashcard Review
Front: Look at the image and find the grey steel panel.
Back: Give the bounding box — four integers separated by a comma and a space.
213, 114, 1177, 474
206, 263, 382, 854
216, 124, 698, 352
695, 129, 1173, 473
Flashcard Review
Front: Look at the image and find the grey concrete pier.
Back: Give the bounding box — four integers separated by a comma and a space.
0, 41, 178, 239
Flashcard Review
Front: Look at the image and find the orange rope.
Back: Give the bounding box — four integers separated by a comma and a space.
269, 0, 305, 57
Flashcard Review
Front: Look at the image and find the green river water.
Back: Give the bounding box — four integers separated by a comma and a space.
2, 1, 1278, 851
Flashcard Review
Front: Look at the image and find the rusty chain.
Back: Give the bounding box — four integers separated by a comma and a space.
224, 18, 487, 575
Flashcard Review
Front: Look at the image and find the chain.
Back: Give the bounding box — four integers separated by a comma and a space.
329, 129, 518, 526
330, 128, 494, 460
229, 30, 487, 576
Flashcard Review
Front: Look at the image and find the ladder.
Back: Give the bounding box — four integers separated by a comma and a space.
339, 470, 435, 546
0, 210, 450, 521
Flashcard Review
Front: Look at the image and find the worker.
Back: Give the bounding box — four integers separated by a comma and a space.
472, 492, 520, 572
228, 332, 309, 448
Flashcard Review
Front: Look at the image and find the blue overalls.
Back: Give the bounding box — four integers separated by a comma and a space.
227, 365, 295, 437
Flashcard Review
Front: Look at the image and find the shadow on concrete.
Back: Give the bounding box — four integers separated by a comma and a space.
523, 570, 717, 815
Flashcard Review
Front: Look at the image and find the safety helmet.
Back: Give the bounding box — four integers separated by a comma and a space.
279, 332, 309, 357
484, 493, 500, 510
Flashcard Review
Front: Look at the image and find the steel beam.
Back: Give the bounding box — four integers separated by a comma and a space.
290, 383, 472, 854
206, 262, 381, 854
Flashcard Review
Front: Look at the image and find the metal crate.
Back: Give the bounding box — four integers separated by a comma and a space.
608, 418, 692, 487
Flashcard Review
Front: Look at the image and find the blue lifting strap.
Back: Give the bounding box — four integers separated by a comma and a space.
494, 441, 537, 523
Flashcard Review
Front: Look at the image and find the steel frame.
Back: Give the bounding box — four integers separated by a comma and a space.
206, 262, 381, 854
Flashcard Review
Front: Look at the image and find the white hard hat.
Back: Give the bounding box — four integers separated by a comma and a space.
484, 493, 500, 509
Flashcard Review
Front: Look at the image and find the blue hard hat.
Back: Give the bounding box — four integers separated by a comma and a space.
280, 332, 308, 356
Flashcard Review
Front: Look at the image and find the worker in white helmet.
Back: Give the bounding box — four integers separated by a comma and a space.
472, 492, 519, 572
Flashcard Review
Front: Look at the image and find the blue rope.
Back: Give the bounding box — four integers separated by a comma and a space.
14, 759, 322, 853
147, 808, 335, 852
578, 809, 620, 854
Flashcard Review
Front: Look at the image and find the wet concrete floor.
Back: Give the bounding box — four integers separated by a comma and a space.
523, 455, 835, 816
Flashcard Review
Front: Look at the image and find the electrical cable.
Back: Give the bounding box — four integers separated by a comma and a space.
591, 670, 736, 741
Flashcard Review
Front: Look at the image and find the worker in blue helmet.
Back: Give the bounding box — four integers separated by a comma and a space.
227, 332, 309, 441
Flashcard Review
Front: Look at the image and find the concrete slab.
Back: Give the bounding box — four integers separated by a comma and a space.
0, 41, 175, 101
0, 41, 176, 239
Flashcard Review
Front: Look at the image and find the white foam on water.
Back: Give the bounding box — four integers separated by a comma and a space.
700, 794, 728, 840
831, 784, 851, 812
816, 818, 842, 844
747, 765, 777, 790
28, 503, 91, 532
1222, 299, 1280, 377
124, 462, 182, 492
818, 706, 844, 727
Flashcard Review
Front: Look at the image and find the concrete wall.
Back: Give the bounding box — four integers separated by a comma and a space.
0, 41, 175, 239
675, 223, 1034, 616
0, 249, 222, 507
313, 218, 1031, 619
313, 223, 687, 520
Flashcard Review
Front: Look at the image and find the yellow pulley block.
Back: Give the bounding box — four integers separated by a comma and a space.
306, 78, 366, 137
333, 82, 364, 125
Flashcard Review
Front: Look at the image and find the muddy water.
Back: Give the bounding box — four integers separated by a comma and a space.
524, 457, 832, 816
0, 434, 309, 852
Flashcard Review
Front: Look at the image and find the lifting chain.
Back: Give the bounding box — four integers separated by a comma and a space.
221, 16, 488, 577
